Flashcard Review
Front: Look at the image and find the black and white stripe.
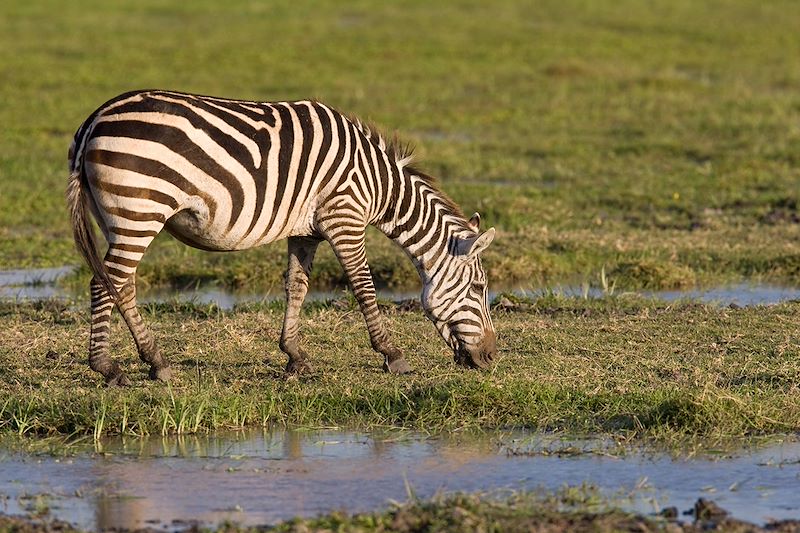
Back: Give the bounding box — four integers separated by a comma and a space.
67, 89, 496, 384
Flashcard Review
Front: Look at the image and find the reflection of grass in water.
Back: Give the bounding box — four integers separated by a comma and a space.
1, 297, 799, 443
3, 1, 800, 291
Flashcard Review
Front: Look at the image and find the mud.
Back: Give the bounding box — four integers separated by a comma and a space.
2, 497, 800, 532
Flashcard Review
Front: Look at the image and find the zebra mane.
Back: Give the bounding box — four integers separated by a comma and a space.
348, 112, 466, 222
404, 165, 467, 220
349, 116, 415, 169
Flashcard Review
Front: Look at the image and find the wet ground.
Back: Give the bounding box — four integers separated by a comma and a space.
3, 268, 800, 530
1, 430, 799, 530
4, 266, 800, 309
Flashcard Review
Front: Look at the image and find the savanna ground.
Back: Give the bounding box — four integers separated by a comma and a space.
2, 0, 800, 530
3, 0, 800, 290
2, 295, 799, 439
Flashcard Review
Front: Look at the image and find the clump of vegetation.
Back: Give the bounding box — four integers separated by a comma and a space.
267, 491, 800, 533
270, 489, 650, 533
610, 259, 696, 289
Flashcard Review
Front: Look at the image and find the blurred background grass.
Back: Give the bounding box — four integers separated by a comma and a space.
2, 0, 800, 291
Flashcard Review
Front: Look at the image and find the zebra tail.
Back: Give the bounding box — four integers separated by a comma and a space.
66, 163, 120, 303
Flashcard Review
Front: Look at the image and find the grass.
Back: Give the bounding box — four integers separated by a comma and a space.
2, 0, 800, 291
3, 4, 799, 528
1, 295, 798, 441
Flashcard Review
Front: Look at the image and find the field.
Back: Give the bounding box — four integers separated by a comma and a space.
3, 0, 800, 292
2, 0, 800, 530
2, 295, 799, 441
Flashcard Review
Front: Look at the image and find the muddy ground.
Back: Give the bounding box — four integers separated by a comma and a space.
2, 497, 799, 533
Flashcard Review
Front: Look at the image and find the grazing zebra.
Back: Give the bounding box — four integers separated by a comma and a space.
66, 90, 497, 385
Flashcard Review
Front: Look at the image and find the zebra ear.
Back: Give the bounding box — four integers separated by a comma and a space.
468, 212, 481, 232
456, 227, 495, 258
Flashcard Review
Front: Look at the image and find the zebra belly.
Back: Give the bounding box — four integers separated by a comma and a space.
164, 196, 319, 251
163, 197, 233, 251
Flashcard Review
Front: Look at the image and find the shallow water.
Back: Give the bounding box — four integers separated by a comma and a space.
3, 266, 800, 309
532, 283, 800, 307
0, 267, 76, 301
650, 284, 800, 306
0, 266, 409, 308
0, 430, 798, 530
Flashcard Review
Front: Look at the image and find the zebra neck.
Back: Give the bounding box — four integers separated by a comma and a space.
377, 173, 470, 284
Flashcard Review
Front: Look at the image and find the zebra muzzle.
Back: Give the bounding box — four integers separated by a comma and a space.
454, 330, 497, 369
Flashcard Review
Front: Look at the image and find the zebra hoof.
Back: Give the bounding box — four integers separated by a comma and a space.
383, 358, 413, 374
149, 366, 172, 382
285, 359, 314, 375
106, 372, 132, 387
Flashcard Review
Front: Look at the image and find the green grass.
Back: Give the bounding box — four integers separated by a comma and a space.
2, 0, 800, 290
1, 296, 798, 441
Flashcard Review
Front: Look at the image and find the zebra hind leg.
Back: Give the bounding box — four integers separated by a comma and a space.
280, 237, 321, 375
89, 277, 131, 386
117, 279, 171, 381
88, 242, 170, 385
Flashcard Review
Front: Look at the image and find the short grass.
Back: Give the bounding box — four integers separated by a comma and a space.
2, 0, 800, 291
1, 296, 798, 442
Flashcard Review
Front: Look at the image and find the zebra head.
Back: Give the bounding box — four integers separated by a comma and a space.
422, 213, 497, 369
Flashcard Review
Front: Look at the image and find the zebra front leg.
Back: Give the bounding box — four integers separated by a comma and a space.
88, 278, 131, 386
117, 280, 171, 381
281, 237, 321, 375
322, 226, 412, 374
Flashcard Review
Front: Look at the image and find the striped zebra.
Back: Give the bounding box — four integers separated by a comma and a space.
66, 90, 497, 385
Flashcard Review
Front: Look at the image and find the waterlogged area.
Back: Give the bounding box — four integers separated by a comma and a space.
0, 430, 799, 530
0, 267, 77, 301
530, 283, 800, 307
4, 266, 800, 309
0, 266, 405, 308
3, 269, 800, 529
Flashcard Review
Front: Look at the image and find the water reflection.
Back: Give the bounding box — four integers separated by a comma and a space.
0, 266, 76, 301
4, 265, 800, 309
1, 430, 799, 530
80, 430, 503, 529
648, 283, 800, 306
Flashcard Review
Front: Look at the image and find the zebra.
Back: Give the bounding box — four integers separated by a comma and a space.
66, 90, 497, 385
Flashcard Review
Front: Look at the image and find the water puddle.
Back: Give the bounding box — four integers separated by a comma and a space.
0, 267, 76, 301
649, 284, 800, 307
0, 430, 798, 529
0, 266, 411, 309
3, 266, 800, 309
531, 283, 800, 308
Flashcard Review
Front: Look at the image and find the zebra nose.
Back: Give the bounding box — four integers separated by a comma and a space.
456, 329, 497, 369
479, 329, 497, 364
